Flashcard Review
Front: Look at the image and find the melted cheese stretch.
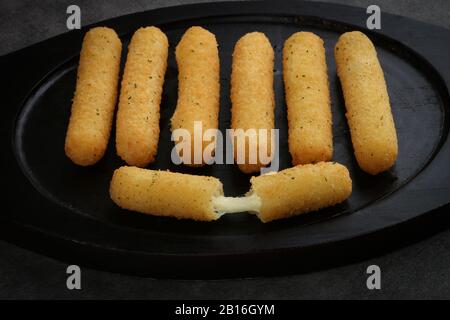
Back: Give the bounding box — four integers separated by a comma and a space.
110, 162, 352, 222
212, 193, 261, 214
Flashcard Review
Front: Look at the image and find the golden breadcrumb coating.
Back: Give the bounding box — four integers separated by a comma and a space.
250, 162, 352, 222
171, 26, 220, 166
231, 32, 275, 174
65, 27, 122, 166
110, 166, 224, 221
116, 27, 168, 167
283, 32, 333, 165
335, 31, 398, 175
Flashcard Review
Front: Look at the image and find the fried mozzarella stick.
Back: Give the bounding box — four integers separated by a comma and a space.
110, 166, 224, 221
283, 32, 333, 165
335, 31, 398, 175
247, 162, 351, 222
65, 27, 122, 166
231, 32, 275, 174
110, 162, 351, 223
171, 26, 220, 166
116, 27, 168, 167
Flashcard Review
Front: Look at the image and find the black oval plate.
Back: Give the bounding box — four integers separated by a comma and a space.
1, 1, 450, 278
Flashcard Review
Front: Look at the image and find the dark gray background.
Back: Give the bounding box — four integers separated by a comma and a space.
1, 0, 450, 299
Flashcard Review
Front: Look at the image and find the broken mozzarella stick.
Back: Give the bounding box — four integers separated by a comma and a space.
231, 32, 275, 174
246, 162, 352, 222
335, 31, 398, 175
110, 162, 352, 223
110, 166, 224, 221
171, 26, 220, 166
116, 27, 168, 167
283, 32, 333, 165
65, 27, 122, 166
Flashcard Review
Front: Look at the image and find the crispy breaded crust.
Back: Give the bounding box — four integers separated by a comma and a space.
170, 26, 220, 166
65, 27, 122, 166
116, 27, 168, 167
110, 166, 224, 221
250, 162, 352, 222
231, 32, 275, 174
335, 31, 398, 175
283, 32, 333, 165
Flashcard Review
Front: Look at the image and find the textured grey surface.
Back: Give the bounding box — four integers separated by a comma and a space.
1, 229, 450, 299
1, 0, 450, 56
1, 0, 450, 299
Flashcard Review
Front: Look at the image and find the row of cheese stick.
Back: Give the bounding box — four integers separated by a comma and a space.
65, 26, 397, 176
